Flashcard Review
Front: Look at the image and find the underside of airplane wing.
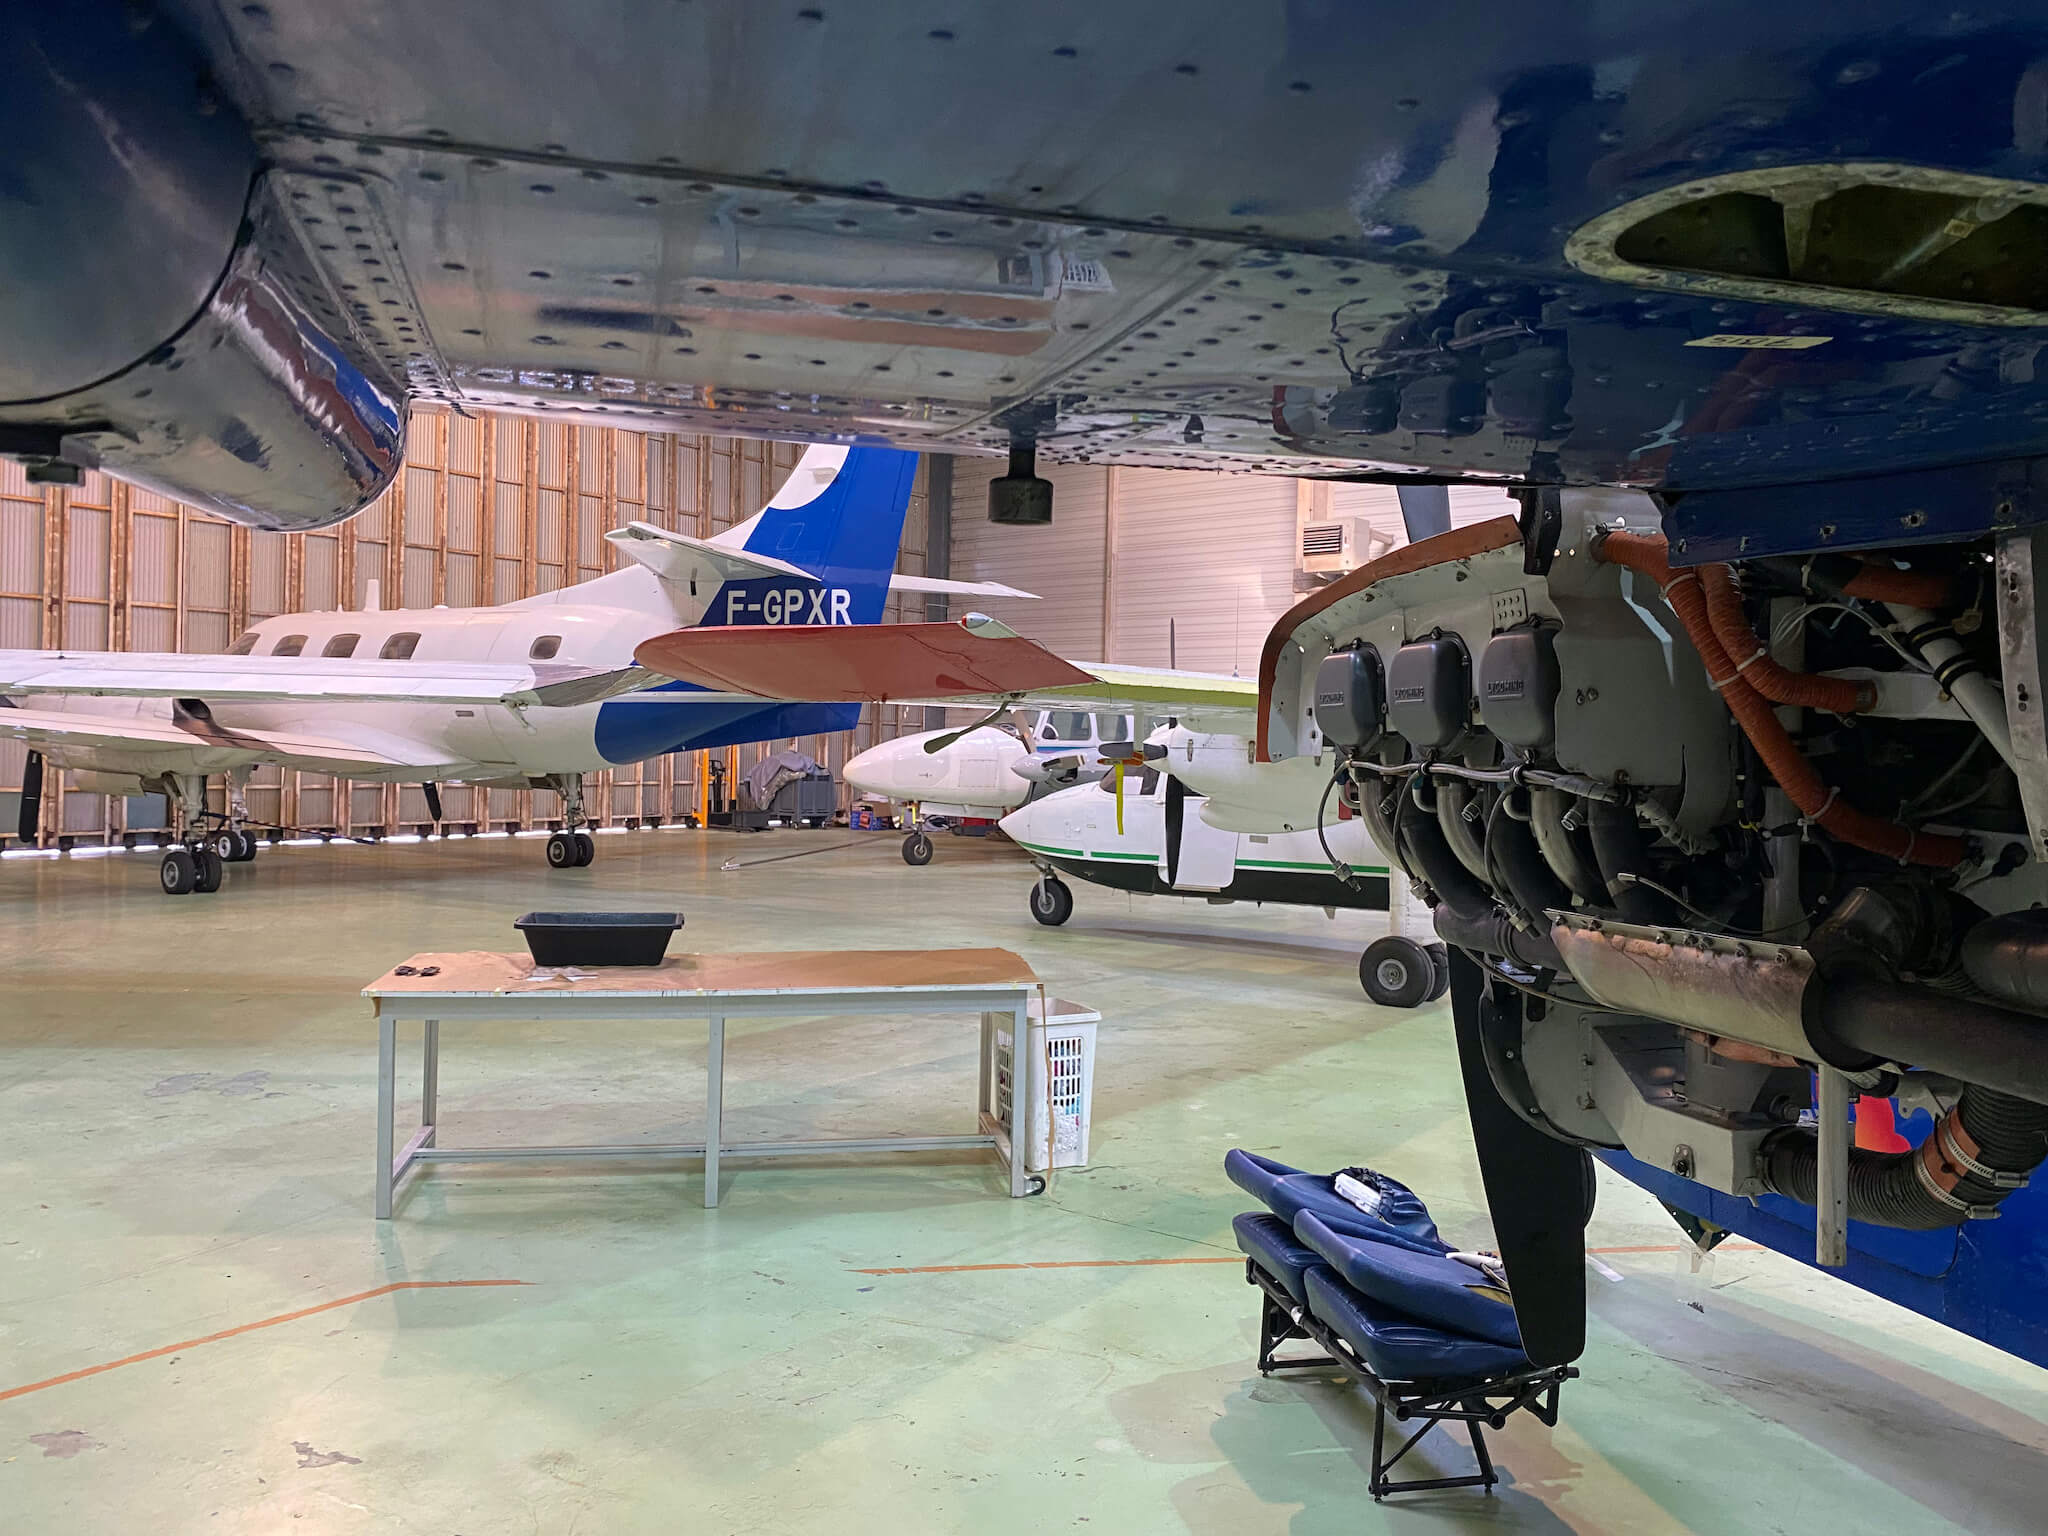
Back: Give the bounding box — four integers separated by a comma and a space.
633, 617, 1095, 702
632, 618, 1257, 728
0, 706, 469, 780
886, 574, 1042, 601
0, 649, 644, 710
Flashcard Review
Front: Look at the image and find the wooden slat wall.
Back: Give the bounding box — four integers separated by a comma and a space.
1, 411, 928, 846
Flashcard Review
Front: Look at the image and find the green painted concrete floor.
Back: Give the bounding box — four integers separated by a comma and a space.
2, 826, 2045, 1533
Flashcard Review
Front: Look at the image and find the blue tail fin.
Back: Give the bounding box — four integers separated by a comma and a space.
701, 444, 918, 628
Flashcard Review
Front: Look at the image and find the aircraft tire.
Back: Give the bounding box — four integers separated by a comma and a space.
1029, 876, 1073, 927
1360, 936, 1434, 1008
1426, 942, 1451, 1002
574, 831, 596, 866
160, 849, 197, 896
902, 832, 934, 866
546, 831, 578, 869
192, 848, 223, 894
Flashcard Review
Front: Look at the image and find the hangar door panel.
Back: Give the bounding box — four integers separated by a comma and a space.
1110, 470, 1296, 676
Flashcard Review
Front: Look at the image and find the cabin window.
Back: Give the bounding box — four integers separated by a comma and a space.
322, 634, 361, 658
529, 634, 563, 660
1043, 709, 1093, 742
1096, 766, 1159, 796
271, 634, 307, 657
379, 632, 420, 660
227, 633, 259, 655
1094, 713, 1131, 742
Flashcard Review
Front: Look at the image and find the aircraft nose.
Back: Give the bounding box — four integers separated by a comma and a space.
998, 796, 1037, 838
843, 739, 906, 795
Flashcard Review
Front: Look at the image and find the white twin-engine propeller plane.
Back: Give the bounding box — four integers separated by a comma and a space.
0, 445, 1032, 895
648, 616, 1425, 1000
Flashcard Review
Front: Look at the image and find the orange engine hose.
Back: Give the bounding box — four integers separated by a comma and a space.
1699, 564, 1874, 714
1597, 531, 1965, 869
1843, 559, 1952, 609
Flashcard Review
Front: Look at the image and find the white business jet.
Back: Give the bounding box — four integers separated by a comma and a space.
0, 445, 1027, 896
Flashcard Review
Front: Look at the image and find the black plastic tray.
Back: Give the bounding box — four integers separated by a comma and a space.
514, 911, 682, 967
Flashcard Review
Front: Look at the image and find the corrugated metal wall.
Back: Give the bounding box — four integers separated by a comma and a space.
949, 460, 1111, 659
947, 458, 1518, 675
2, 411, 930, 845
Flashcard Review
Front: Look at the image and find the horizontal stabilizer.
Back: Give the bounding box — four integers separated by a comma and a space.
605, 520, 813, 588
888, 573, 1041, 601
634, 618, 1096, 702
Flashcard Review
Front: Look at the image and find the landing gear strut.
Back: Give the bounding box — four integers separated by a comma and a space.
543, 773, 595, 868
158, 773, 225, 897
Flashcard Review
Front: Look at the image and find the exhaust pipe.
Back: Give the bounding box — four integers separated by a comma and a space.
1552, 913, 2048, 1108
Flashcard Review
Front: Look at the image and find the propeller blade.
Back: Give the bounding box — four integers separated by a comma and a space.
18, 750, 42, 844
1448, 948, 1591, 1367
923, 700, 1015, 754
1164, 771, 1186, 886
1114, 760, 1125, 835
422, 781, 444, 823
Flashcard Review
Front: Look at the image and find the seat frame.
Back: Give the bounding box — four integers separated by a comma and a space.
1247, 1259, 1576, 1500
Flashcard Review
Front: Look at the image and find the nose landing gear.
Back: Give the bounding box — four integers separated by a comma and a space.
1359, 935, 1451, 1008
1029, 874, 1074, 926
542, 774, 596, 868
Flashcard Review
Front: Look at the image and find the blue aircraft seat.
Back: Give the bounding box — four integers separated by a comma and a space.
1293, 1211, 1524, 1351
1231, 1212, 1327, 1304
1222, 1149, 1447, 1255
1226, 1151, 1576, 1500
1302, 1268, 1532, 1384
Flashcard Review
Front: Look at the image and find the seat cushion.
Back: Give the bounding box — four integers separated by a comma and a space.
1223, 1150, 1447, 1255
1232, 1212, 1326, 1303
1295, 1211, 1523, 1350
1305, 1267, 1532, 1384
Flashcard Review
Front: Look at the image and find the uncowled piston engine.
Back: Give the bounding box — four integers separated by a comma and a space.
1259, 492, 2048, 1246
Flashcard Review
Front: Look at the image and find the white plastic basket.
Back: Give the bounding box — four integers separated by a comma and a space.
995, 997, 1100, 1172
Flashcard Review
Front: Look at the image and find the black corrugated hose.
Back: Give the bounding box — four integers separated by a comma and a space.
1759, 1087, 2048, 1229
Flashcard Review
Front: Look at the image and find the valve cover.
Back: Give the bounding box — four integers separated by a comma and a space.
1388, 635, 1470, 749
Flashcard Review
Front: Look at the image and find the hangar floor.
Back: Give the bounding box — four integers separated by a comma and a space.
2, 828, 2044, 1533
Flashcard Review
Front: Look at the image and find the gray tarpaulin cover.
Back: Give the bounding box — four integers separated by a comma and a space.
744, 747, 822, 809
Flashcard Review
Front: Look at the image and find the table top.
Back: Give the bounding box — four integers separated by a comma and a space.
364, 948, 1039, 1004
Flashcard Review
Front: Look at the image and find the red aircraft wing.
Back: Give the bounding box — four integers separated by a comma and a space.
633, 619, 1096, 701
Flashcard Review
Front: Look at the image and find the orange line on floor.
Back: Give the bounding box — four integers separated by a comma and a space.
855, 1257, 1244, 1275
0, 1280, 528, 1404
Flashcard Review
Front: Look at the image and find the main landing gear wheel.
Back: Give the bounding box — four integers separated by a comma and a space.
546, 831, 583, 869
901, 832, 934, 866
1029, 875, 1074, 927
213, 829, 257, 862
574, 831, 595, 866
192, 848, 223, 893
160, 849, 196, 895
1360, 935, 1436, 1008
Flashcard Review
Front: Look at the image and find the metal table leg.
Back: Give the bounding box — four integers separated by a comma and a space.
421, 1018, 439, 1136
978, 1011, 994, 1120
1008, 1001, 1029, 1197
375, 1012, 397, 1219
705, 1014, 725, 1209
